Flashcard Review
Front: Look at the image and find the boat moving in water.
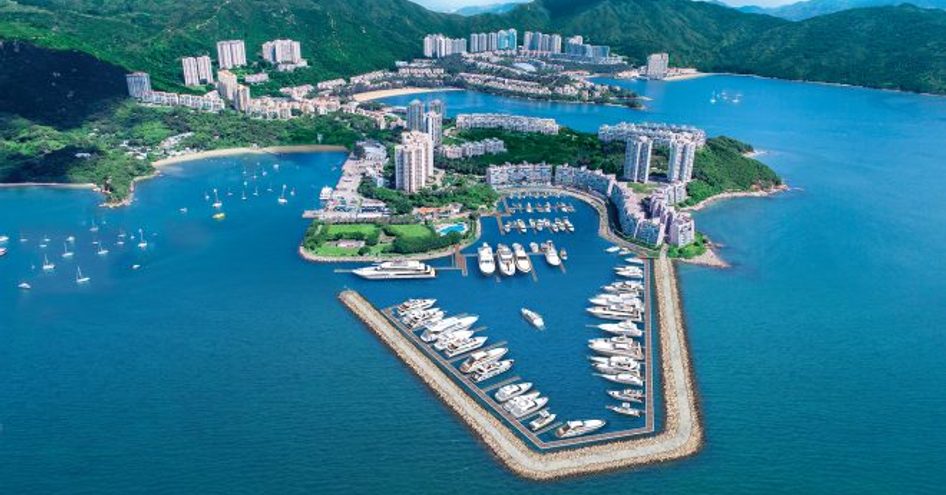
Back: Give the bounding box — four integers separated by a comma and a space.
556, 419, 606, 438
512, 243, 532, 273
520, 308, 545, 329
494, 382, 533, 402
352, 261, 436, 280
477, 243, 496, 276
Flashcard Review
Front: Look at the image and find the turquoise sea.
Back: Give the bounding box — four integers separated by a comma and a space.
2, 75, 945, 493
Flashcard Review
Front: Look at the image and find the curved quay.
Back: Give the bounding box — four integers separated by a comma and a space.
338, 254, 702, 479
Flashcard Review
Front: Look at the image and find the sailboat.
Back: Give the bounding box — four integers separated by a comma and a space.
278, 185, 288, 205
253, 185, 259, 197
212, 188, 223, 209
137, 229, 149, 250
95, 241, 109, 256
241, 186, 247, 201
290, 187, 296, 197
75, 266, 90, 284
42, 254, 55, 271
62, 242, 74, 258
89, 219, 99, 233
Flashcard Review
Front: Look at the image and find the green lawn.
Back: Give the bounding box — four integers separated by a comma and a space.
384, 224, 434, 240
324, 224, 379, 237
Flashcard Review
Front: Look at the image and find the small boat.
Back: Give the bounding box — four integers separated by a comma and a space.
212, 188, 223, 209
588, 338, 644, 359
433, 330, 475, 351
137, 229, 149, 249
443, 336, 488, 358
607, 403, 643, 417
624, 257, 645, 265
608, 389, 645, 403
397, 298, 437, 315
42, 254, 55, 272
595, 372, 644, 386
212, 212, 226, 221
278, 184, 288, 205
605, 246, 621, 253
597, 321, 643, 337
520, 308, 545, 329
75, 266, 90, 284
89, 220, 99, 233
503, 392, 548, 418
589, 355, 641, 372
17, 282, 31, 290
131, 264, 142, 270
555, 419, 606, 439
529, 410, 556, 431
559, 248, 567, 261
94, 241, 109, 256
494, 382, 533, 402
0, 235, 9, 243
529, 242, 540, 253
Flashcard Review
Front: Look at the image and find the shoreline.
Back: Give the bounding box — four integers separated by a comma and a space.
297, 216, 483, 264
338, 252, 701, 479
682, 184, 790, 213
152, 144, 348, 168
352, 87, 463, 102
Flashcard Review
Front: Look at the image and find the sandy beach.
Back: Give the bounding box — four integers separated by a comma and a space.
352, 87, 462, 102
663, 72, 714, 82
152, 144, 348, 168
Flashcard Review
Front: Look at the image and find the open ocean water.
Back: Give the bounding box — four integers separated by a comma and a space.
2, 75, 945, 493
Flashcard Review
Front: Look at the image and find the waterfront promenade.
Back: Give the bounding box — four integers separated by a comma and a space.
338, 251, 701, 478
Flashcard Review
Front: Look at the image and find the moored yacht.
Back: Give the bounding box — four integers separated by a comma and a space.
595, 371, 644, 386
459, 347, 508, 373
597, 321, 643, 337
588, 337, 644, 359
608, 389, 645, 403
529, 410, 556, 431
420, 315, 478, 341
543, 241, 561, 266
607, 403, 643, 417
433, 329, 475, 350
503, 392, 548, 419
512, 243, 532, 273
477, 243, 496, 276
495, 244, 516, 276
352, 261, 436, 280
589, 355, 641, 372
555, 419, 606, 439
587, 305, 643, 321
443, 336, 488, 358
471, 358, 513, 382
397, 298, 437, 315
494, 382, 533, 402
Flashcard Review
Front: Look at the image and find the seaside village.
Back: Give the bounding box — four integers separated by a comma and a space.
123, 31, 698, 251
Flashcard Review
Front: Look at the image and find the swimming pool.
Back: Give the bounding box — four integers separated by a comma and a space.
435, 222, 468, 236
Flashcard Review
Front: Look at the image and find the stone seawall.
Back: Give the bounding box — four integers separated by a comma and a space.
338, 256, 702, 480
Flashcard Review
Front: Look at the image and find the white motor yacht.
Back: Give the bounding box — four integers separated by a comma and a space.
503, 392, 548, 419
495, 244, 516, 276
529, 410, 556, 431
494, 382, 533, 402
443, 336, 488, 358
396, 298, 437, 315
588, 338, 644, 359
352, 261, 436, 280
520, 308, 545, 329
597, 321, 643, 337
607, 403, 643, 417
555, 419, 606, 438
512, 243, 532, 273
459, 347, 508, 373
477, 243, 496, 276
543, 241, 561, 266
608, 389, 645, 403
471, 359, 513, 382
595, 372, 644, 387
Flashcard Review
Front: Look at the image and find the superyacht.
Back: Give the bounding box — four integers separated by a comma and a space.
352, 261, 436, 280
520, 308, 545, 329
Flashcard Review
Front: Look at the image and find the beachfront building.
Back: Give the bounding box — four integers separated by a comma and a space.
394, 131, 435, 193
486, 163, 553, 188
423, 34, 467, 58
182, 56, 214, 86
216, 40, 247, 69
262, 39, 307, 71
624, 135, 653, 183
126, 72, 152, 98
645, 53, 669, 80
455, 113, 559, 134
668, 212, 696, 246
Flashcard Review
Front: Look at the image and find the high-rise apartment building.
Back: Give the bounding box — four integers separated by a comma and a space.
624, 135, 653, 183
667, 137, 697, 183
424, 111, 443, 148
394, 131, 434, 193
216, 40, 247, 69
428, 99, 445, 116
262, 39, 303, 64
182, 56, 214, 86
125, 72, 152, 98
407, 99, 425, 132
645, 52, 670, 79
